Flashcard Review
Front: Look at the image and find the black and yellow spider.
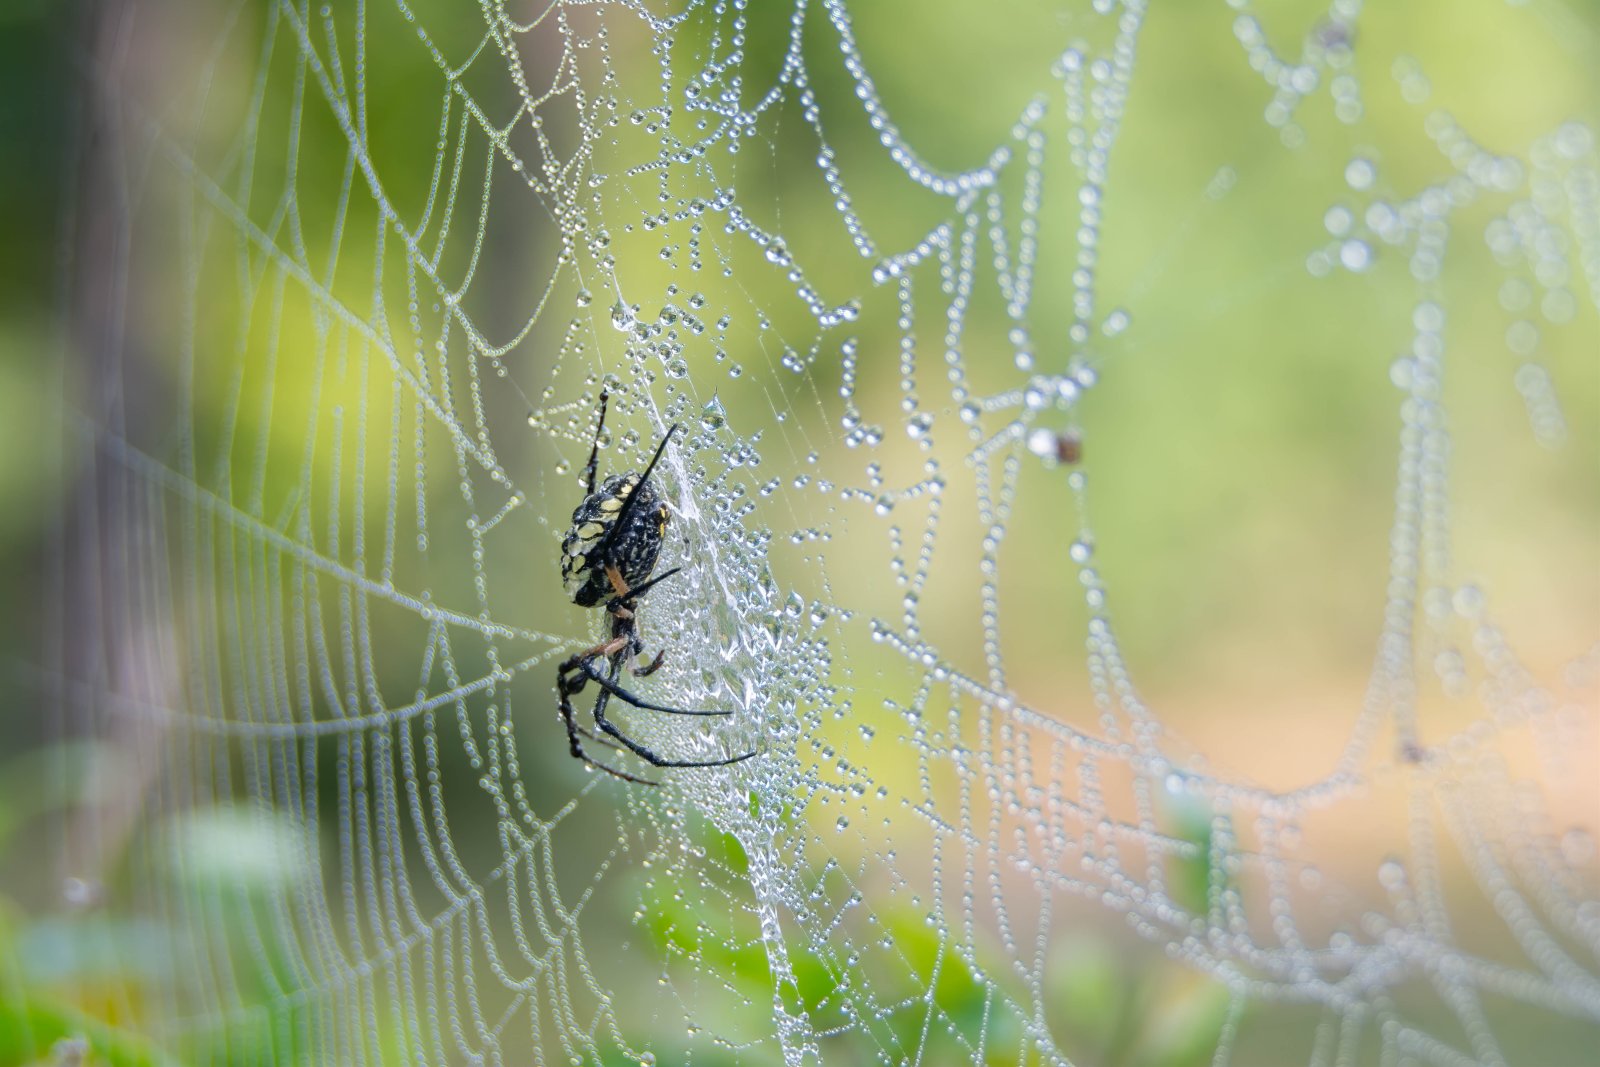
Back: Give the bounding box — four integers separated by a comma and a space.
556, 392, 756, 784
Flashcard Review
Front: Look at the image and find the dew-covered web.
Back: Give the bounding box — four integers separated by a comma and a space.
58, 0, 1600, 1064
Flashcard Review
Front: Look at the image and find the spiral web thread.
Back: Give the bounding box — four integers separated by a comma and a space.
60, 0, 1600, 1064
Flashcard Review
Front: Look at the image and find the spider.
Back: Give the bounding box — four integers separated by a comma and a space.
555, 391, 756, 784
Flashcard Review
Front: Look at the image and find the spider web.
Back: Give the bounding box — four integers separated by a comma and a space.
51, 0, 1600, 1064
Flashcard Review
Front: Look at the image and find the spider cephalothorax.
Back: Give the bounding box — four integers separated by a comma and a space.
554, 392, 756, 784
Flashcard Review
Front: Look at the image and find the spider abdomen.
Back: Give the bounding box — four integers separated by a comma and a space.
560, 472, 669, 607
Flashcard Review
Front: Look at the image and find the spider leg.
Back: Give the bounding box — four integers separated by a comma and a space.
582, 390, 610, 496
558, 652, 660, 785
557, 655, 591, 760
559, 635, 630, 677
593, 421, 680, 563
602, 567, 681, 674
609, 566, 680, 608
558, 595, 755, 777
575, 723, 624, 752
580, 750, 660, 786
632, 648, 666, 677
604, 563, 633, 606
588, 663, 757, 770
578, 658, 733, 717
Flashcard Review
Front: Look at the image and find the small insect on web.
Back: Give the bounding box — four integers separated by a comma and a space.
555, 391, 759, 784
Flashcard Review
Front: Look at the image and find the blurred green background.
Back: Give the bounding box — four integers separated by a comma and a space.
2, 0, 1597, 1064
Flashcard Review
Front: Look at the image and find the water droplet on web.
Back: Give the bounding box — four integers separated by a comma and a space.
700, 395, 726, 430
1390, 356, 1416, 389
1505, 319, 1538, 356
1339, 239, 1373, 272
1452, 584, 1485, 618
1561, 828, 1595, 866
1542, 288, 1576, 324
1377, 858, 1407, 891
1345, 156, 1377, 190
1413, 302, 1444, 332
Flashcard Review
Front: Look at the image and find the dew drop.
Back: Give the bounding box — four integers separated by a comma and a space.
1345, 156, 1377, 190
1339, 239, 1373, 272
1561, 828, 1595, 866
1377, 858, 1406, 891
610, 301, 635, 332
